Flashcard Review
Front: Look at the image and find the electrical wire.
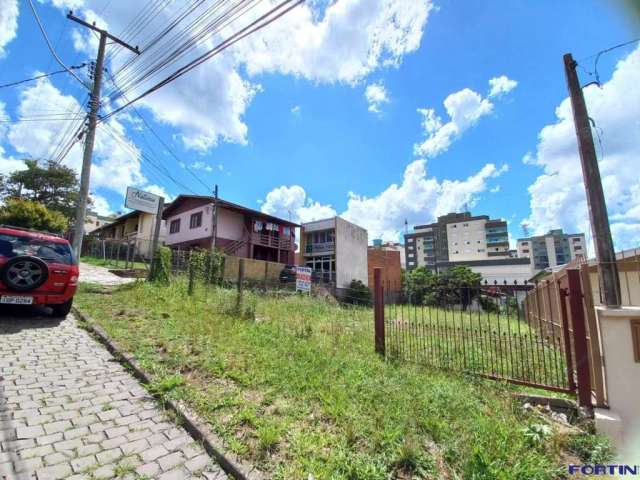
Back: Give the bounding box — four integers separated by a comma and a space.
0, 63, 86, 88
102, 0, 303, 121
100, 121, 198, 194
104, 69, 210, 193
577, 37, 640, 86
26, 0, 90, 91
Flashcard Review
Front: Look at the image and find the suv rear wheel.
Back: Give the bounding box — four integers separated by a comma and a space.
1, 256, 49, 291
50, 298, 73, 317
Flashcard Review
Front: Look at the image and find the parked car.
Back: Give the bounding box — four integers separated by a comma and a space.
0, 225, 79, 316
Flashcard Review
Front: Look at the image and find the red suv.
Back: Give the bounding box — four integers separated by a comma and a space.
0, 225, 79, 316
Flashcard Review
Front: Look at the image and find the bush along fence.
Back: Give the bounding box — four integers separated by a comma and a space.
372, 268, 595, 409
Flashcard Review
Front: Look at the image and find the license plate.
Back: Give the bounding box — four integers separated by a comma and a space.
0, 296, 34, 305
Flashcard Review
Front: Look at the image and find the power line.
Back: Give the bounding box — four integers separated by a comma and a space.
104, 69, 211, 193
0, 63, 86, 90
26, 0, 89, 90
577, 37, 640, 86
102, 0, 303, 121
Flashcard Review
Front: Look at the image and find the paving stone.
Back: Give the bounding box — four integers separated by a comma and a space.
0, 310, 227, 479
158, 451, 185, 471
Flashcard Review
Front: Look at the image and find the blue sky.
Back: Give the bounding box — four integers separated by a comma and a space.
0, 0, 639, 249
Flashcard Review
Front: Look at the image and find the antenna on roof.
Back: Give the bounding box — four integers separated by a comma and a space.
404, 218, 408, 234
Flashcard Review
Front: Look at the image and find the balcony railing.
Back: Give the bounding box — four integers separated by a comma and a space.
305, 242, 335, 254
251, 233, 292, 250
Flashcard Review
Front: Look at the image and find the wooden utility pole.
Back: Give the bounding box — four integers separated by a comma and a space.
563, 53, 620, 307
68, 12, 139, 258
210, 184, 219, 252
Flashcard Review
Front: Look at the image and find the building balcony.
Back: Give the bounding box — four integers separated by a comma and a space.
304, 242, 335, 255
251, 232, 292, 250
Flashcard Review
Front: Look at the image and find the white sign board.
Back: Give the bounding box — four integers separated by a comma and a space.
125, 187, 161, 214
295, 266, 312, 293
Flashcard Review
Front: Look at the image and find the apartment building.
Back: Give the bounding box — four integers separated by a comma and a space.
162, 195, 298, 264
404, 212, 510, 271
299, 217, 368, 289
516, 229, 586, 271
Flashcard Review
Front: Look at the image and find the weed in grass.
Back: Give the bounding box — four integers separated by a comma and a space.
149, 374, 185, 395
257, 424, 280, 453
566, 432, 614, 464
393, 434, 435, 476
523, 424, 553, 448
113, 461, 136, 477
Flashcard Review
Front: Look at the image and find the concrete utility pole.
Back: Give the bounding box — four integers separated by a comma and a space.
68, 12, 139, 258
563, 53, 620, 307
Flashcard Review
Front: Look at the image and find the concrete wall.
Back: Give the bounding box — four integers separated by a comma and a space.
222, 255, 284, 284
335, 217, 368, 288
468, 262, 534, 284
595, 307, 640, 458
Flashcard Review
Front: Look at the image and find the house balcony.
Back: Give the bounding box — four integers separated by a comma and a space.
304, 242, 335, 255
251, 232, 292, 250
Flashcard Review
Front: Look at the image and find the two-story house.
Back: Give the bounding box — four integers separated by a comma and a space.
90, 209, 167, 259
161, 195, 298, 264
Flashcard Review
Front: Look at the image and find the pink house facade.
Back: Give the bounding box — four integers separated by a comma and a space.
161, 195, 298, 264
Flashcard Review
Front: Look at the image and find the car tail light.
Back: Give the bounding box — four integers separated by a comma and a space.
69, 275, 78, 285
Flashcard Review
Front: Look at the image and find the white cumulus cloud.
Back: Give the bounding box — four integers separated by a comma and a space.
364, 81, 390, 113
261, 160, 508, 241
237, 0, 433, 84
0, 0, 19, 58
261, 185, 337, 224
414, 76, 517, 158
523, 44, 640, 251
488, 75, 518, 98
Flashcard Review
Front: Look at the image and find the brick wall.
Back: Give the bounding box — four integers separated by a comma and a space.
367, 248, 402, 293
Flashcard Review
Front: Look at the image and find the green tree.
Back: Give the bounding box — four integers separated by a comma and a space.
0, 198, 68, 233
405, 266, 482, 308
345, 279, 372, 306
405, 266, 437, 305
2, 160, 82, 219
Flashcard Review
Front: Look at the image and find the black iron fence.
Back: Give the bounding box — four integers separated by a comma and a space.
372, 269, 594, 406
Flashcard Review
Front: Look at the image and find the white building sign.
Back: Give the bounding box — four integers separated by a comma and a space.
125, 187, 161, 214
295, 266, 312, 293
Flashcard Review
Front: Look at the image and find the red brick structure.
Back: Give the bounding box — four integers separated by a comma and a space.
367, 247, 402, 293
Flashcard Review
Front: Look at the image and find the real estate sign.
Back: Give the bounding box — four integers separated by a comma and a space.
125, 187, 161, 214
295, 266, 312, 293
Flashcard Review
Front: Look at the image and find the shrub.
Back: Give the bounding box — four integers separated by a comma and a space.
151, 246, 172, 284
0, 198, 68, 233
346, 279, 372, 305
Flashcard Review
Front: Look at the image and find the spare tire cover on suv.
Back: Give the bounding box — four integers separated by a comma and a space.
1, 255, 49, 292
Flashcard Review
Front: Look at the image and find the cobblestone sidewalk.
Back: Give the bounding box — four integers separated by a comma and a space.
79, 264, 137, 286
0, 310, 227, 480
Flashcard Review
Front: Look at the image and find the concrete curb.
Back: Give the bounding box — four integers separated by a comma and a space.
72, 306, 263, 480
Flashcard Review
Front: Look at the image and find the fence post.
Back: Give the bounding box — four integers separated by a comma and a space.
374, 267, 385, 356
567, 269, 593, 410
188, 255, 195, 296
236, 258, 245, 314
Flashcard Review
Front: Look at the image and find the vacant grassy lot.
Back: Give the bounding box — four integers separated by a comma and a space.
76, 280, 609, 479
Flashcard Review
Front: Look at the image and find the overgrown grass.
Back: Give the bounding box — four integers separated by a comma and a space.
76, 280, 607, 479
